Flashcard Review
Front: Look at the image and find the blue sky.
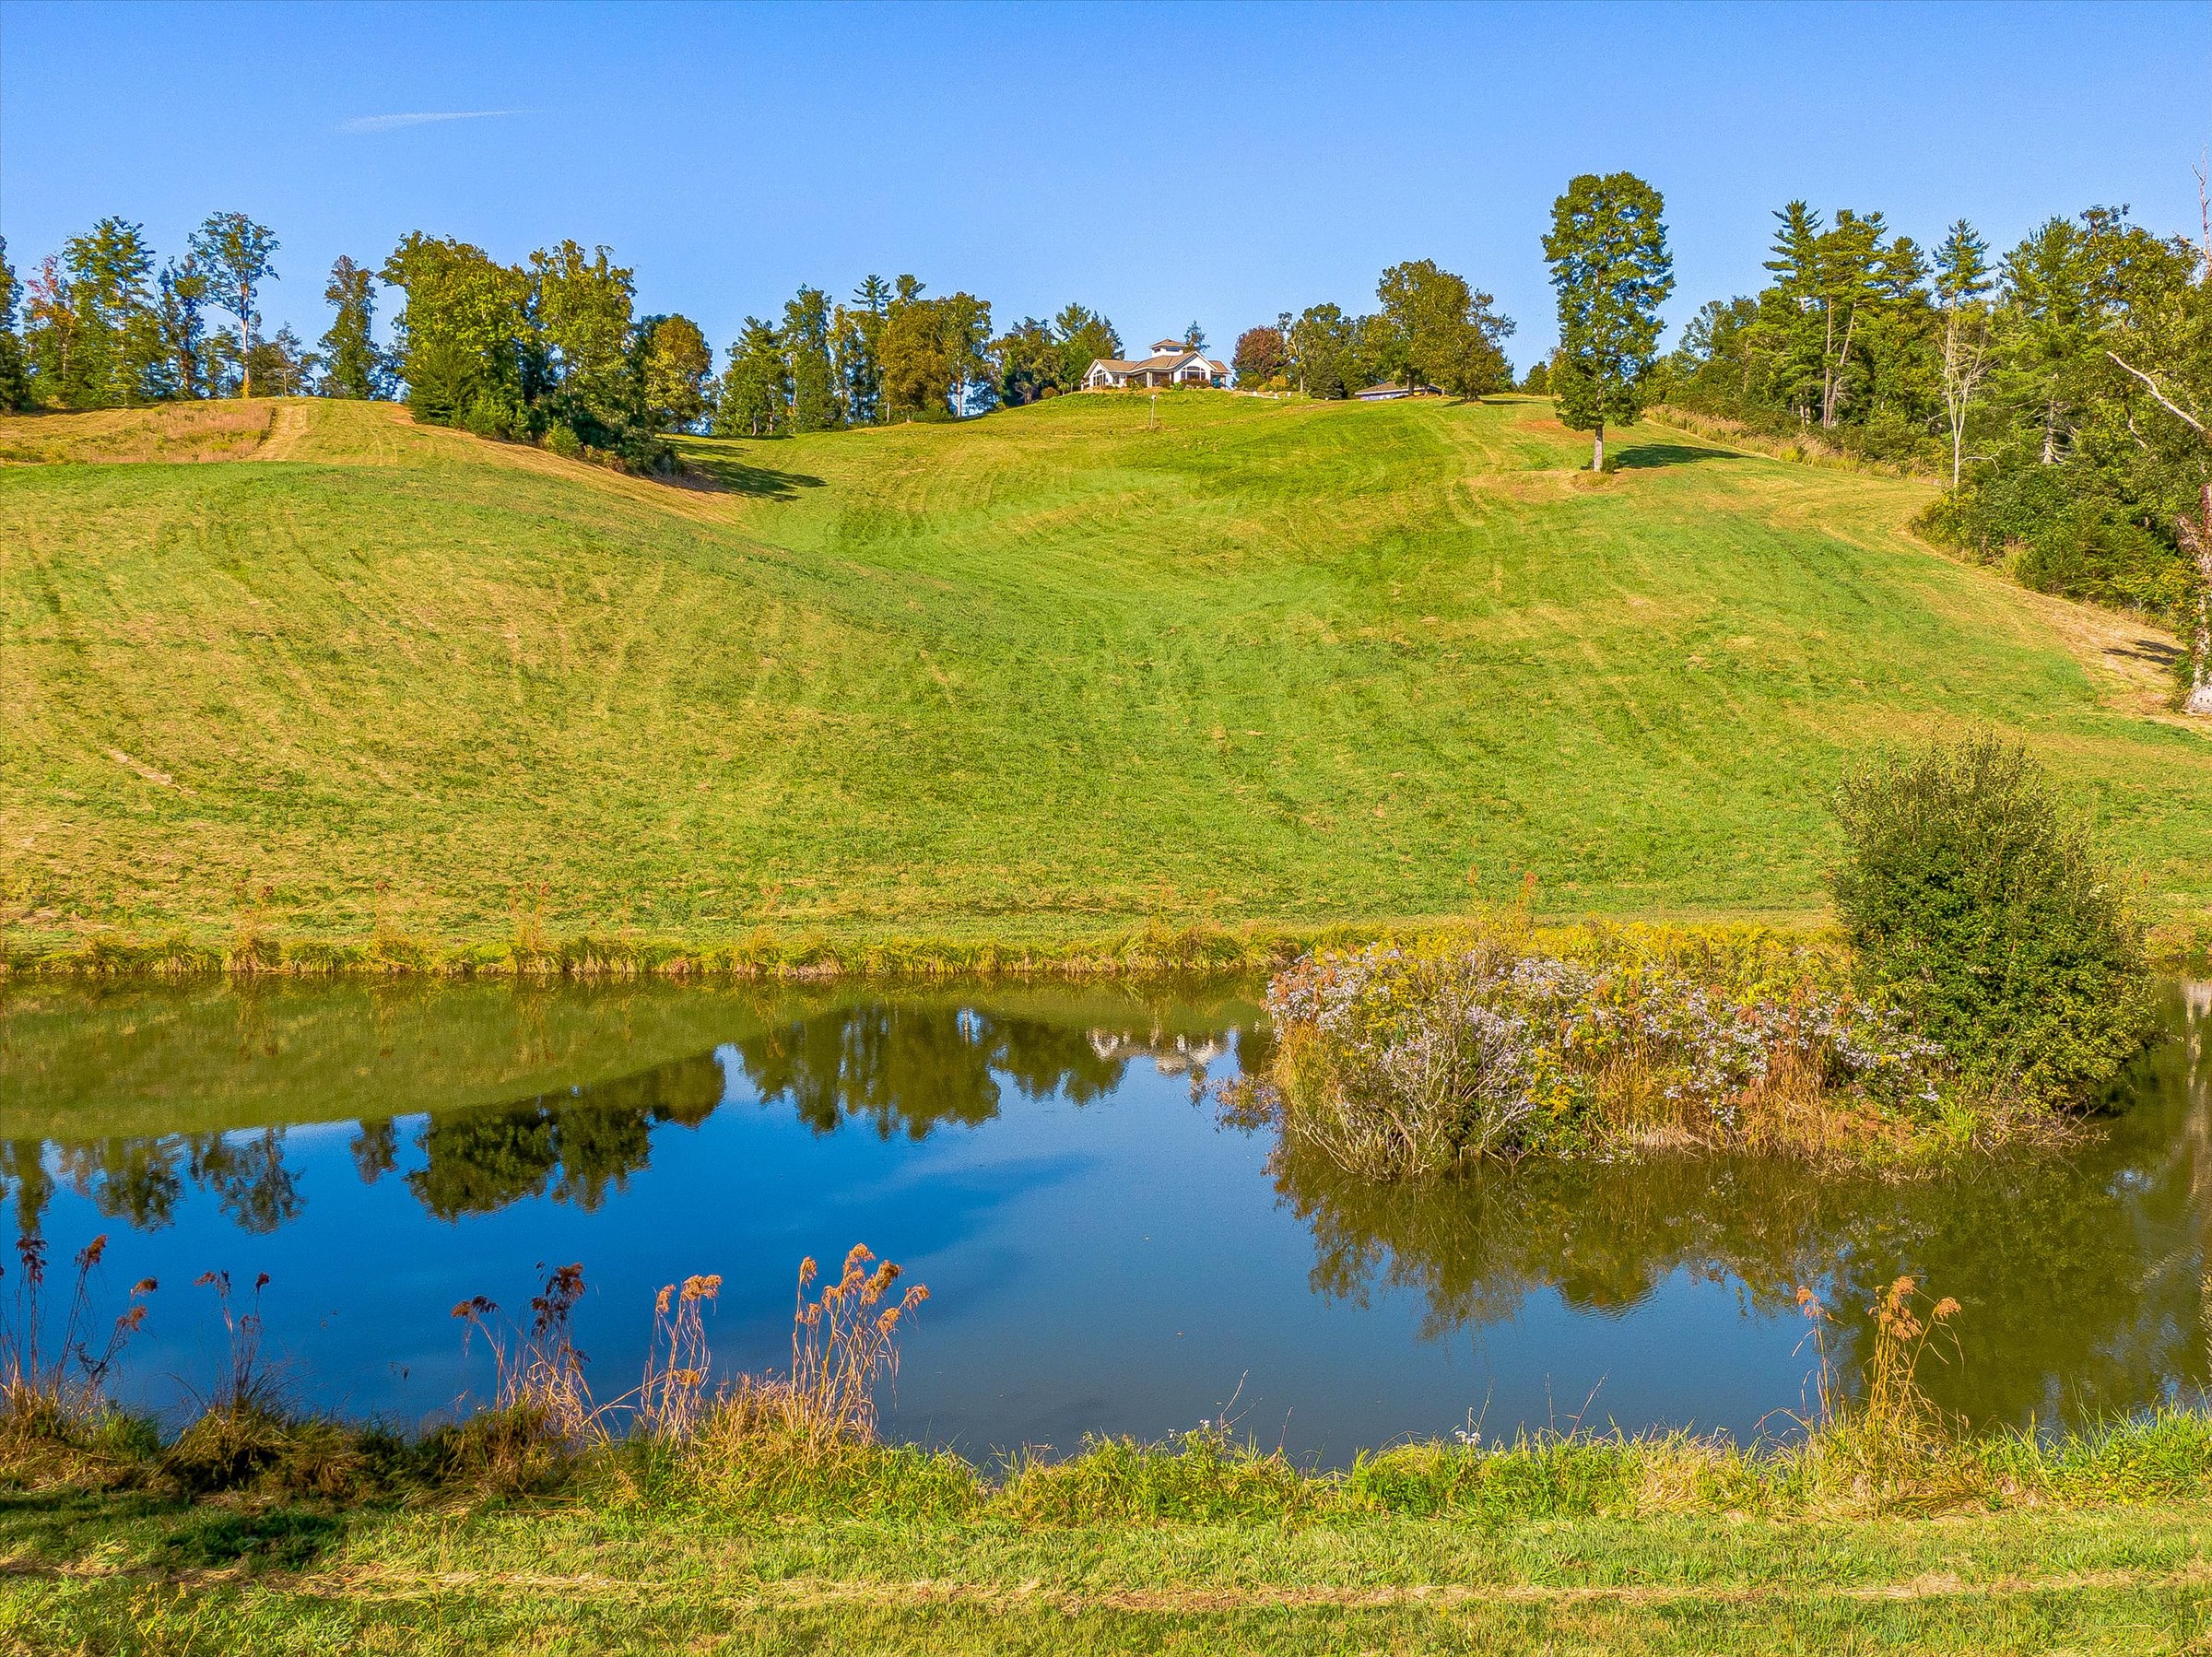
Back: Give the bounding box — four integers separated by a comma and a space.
4, 0, 2207, 370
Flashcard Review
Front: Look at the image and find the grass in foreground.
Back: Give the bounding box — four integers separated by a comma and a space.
2, 1252, 2210, 1651
5, 392, 2208, 963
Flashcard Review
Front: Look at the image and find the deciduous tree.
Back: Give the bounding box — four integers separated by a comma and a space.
380, 232, 533, 432
1232, 324, 1285, 387
641, 314, 712, 431
319, 255, 384, 399
1376, 258, 1516, 396
188, 212, 278, 397
1543, 171, 1673, 469
1934, 220, 1994, 487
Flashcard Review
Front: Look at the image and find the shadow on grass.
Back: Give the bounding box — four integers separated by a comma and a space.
673, 452, 827, 499
157, 1507, 348, 1572
0, 1489, 349, 1576
1610, 442, 1735, 470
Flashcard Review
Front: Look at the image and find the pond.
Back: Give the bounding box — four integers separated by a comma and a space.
0, 977, 2206, 1463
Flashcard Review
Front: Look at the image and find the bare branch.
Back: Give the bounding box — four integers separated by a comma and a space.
2105, 350, 2207, 437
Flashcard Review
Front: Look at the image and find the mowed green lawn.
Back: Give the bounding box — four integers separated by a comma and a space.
6, 1498, 2211, 1654
3, 391, 2206, 949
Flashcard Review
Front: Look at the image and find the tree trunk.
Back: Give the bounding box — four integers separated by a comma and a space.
2187, 484, 2212, 716
1592, 422, 1605, 472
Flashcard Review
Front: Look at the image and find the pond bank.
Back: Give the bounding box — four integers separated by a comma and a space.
6, 1429, 2212, 1654
10, 911, 2206, 982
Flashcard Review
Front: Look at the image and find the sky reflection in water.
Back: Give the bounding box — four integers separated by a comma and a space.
0, 979, 2205, 1462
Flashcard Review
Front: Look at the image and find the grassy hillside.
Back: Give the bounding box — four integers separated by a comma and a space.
3, 391, 2206, 957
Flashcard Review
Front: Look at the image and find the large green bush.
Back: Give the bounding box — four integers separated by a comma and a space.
1830, 732, 2154, 1109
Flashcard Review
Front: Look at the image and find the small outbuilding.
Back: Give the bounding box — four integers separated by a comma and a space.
1353, 382, 1443, 402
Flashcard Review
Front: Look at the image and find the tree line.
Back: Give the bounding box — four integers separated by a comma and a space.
4, 185, 2203, 703
1230, 259, 1517, 400
1646, 185, 2212, 687
0, 215, 1140, 468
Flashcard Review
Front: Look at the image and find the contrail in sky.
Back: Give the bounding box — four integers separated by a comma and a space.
339, 110, 527, 134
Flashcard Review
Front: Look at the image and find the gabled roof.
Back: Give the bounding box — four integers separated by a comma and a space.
1087, 351, 1230, 379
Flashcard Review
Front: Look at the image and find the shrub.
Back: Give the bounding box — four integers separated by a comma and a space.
1263, 930, 1943, 1176
1830, 731, 2154, 1109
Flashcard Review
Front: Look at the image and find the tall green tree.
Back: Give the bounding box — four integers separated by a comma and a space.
1934, 220, 1994, 487
154, 255, 214, 399
246, 324, 320, 396
380, 232, 534, 433
782, 286, 840, 431
1053, 303, 1121, 387
640, 314, 712, 430
0, 239, 32, 411
1288, 302, 1355, 398
836, 276, 893, 425
319, 255, 384, 399
712, 318, 788, 436
1542, 171, 1674, 469
941, 291, 994, 416
530, 240, 636, 423
30, 218, 165, 407
188, 212, 278, 397
1376, 258, 1516, 395
992, 316, 1061, 405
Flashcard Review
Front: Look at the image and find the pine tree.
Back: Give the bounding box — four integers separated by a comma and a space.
155, 256, 214, 399
783, 286, 840, 431
712, 318, 788, 437
0, 239, 29, 411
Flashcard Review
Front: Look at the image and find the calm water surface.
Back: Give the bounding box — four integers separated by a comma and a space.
0, 978, 2206, 1462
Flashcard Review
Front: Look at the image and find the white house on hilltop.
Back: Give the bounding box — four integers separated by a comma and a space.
1083, 339, 1230, 391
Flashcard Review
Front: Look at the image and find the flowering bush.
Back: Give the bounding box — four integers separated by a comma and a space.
1265, 935, 1946, 1177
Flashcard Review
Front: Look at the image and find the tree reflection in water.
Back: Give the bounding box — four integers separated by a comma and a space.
4, 998, 1229, 1228
1265, 984, 2212, 1428
6, 982, 2205, 1430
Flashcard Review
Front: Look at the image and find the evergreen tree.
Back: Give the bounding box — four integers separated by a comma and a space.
0, 239, 29, 411
188, 212, 279, 397
33, 218, 165, 407
712, 318, 788, 436
992, 316, 1061, 405
155, 256, 214, 399
1543, 171, 1674, 469
782, 286, 840, 431
837, 276, 891, 424
319, 255, 384, 399
246, 324, 320, 395
1934, 220, 1994, 487
1053, 303, 1121, 388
